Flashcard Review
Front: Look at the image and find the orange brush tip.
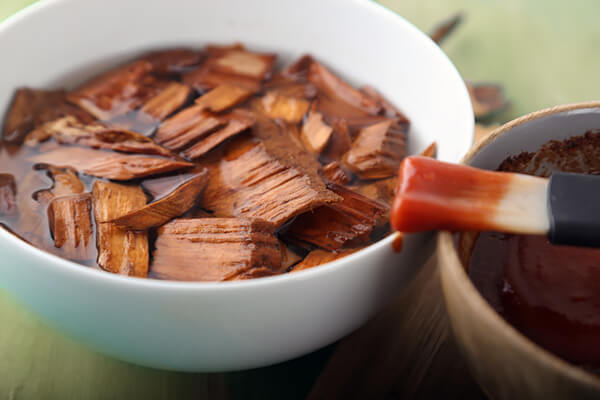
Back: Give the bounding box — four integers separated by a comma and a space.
390, 156, 512, 233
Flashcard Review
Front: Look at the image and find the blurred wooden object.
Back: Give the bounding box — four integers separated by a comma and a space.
309, 250, 486, 400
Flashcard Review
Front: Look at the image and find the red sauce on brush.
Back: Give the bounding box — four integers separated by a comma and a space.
469, 232, 600, 367
390, 156, 510, 233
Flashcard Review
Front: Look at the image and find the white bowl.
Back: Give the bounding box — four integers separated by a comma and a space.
0, 0, 473, 371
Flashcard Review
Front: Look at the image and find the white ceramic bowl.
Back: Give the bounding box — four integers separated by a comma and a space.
0, 0, 473, 371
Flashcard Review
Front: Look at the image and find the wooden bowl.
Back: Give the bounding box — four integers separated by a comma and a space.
438, 102, 600, 399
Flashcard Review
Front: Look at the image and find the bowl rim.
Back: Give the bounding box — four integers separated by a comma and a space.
439, 100, 600, 389
0, 0, 473, 289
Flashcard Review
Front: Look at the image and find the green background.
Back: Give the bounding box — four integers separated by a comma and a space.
1, 0, 599, 398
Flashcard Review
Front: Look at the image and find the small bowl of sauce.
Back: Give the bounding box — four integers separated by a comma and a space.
438, 102, 600, 399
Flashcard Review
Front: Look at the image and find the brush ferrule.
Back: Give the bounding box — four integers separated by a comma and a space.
548, 172, 600, 246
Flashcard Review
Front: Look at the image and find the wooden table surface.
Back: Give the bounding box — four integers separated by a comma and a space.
1, 1, 599, 399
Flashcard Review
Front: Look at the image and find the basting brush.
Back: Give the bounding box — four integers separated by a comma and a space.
390, 156, 600, 246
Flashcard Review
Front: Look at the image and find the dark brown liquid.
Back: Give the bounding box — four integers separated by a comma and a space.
469, 232, 600, 367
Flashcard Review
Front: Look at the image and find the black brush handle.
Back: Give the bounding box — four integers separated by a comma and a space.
547, 172, 600, 247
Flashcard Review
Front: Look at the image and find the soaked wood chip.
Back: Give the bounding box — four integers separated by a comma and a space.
138, 82, 192, 121
151, 218, 280, 281
301, 111, 333, 153
182, 44, 274, 93
285, 183, 388, 251
420, 141, 437, 158
182, 67, 262, 93
29, 147, 192, 181
93, 181, 148, 277
228, 267, 279, 281
281, 54, 314, 81
350, 177, 397, 208
155, 105, 225, 151
112, 169, 208, 230
321, 119, 352, 162
181, 109, 255, 159
359, 85, 410, 127
343, 120, 407, 179
263, 74, 317, 100
201, 117, 340, 227
258, 91, 311, 124
141, 48, 204, 75
15, 170, 54, 247
0, 174, 17, 215
26, 116, 173, 157
204, 44, 276, 81
47, 193, 93, 260
195, 84, 254, 112
279, 240, 303, 272
429, 13, 463, 44
319, 161, 352, 185
67, 60, 159, 120
467, 82, 509, 120
2, 88, 93, 144
308, 60, 381, 115
290, 249, 357, 273
35, 166, 85, 203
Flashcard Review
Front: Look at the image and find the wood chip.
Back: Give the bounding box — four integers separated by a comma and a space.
228, 267, 279, 281
343, 120, 407, 179
26, 116, 173, 157
67, 60, 159, 120
285, 183, 388, 251
47, 193, 93, 260
301, 111, 333, 153
195, 84, 254, 112
359, 85, 410, 127
259, 91, 311, 124
138, 82, 192, 121
182, 44, 274, 93
154, 105, 225, 151
308, 60, 381, 115
290, 249, 357, 273
0, 174, 17, 215
16, 170, 54, 247
2, 88, 93, 144
112, 170, 208, 230
278, 240, 303, 272
93, 181, 148, 276
29, 147, 192, 181
181, 109, 255, 159
35, 165, 85, 201
204, 44, 276, 81
467, 82, 509, 120
321, 119, 352, 162
281, 54, 314, 81
201, 117, 340, 227
429, 13, 463, 44
319, 161, 352, 185
350, 177, 397, 207
151, 218, 280, 281
420, 142, 437, 158
262, 74, 317, 99
141, 48, 204, 75
182, 67, 262, 93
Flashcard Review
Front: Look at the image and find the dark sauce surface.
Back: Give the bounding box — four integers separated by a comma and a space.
469, 231, 600, 368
